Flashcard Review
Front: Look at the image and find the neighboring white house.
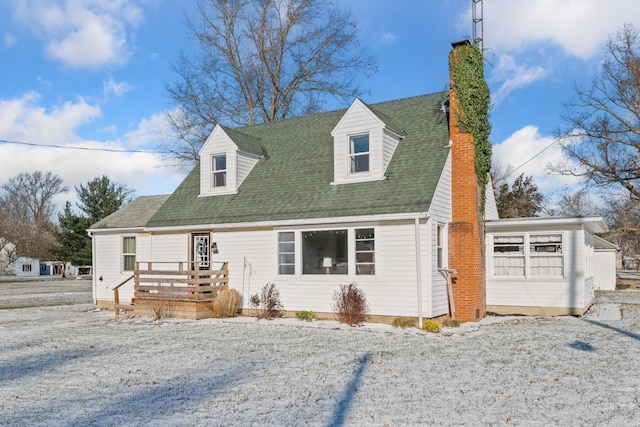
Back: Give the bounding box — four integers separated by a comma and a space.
593, 235, 618, 291
14, 257, 40, 277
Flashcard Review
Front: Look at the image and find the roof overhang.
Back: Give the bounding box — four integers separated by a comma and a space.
485, 216, 608, 234
144, 212, 430, 233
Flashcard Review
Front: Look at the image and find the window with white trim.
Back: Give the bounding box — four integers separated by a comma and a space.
123, 236, 136, 272
278, 232, 295, 275
436, 224, 445, 269
349, 134, 369, 174
211, 154, 227, 188
22, 264, 32, 272
492, 233, 563, 278
302, 230, 348, 274
355, 228, 375, 275
278, 227, 376, 276
529, 234, 563, 277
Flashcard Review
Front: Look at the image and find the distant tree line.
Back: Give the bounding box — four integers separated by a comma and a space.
0, 172, 131, 272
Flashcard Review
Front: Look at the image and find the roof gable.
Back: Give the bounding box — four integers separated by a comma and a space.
147, 92, 450, 228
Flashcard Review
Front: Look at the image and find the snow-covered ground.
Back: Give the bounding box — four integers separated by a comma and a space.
1, 282, 640, 426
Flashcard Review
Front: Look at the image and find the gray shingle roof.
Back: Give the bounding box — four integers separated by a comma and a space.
90, 195, 170, 230
146, 92, 450, 228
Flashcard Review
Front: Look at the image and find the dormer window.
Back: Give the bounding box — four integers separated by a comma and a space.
349, 134, 370, 174
331, 98, 405, 185
212, 154, 227, 188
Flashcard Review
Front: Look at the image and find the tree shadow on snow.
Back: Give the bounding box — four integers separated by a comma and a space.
583, 318, 640, 342
63, 365, 256, 426
0, 347, 105, 382
327, 352, 372, 427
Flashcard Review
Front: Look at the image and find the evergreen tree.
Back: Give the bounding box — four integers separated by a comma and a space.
55, 176, 133, 266
495, 174, 544, 218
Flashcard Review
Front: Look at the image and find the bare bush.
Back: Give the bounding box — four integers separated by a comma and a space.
145, 287, 177, 320
250, 283, 283, 320
332, 283, 369, 326
211, 289, 241, 318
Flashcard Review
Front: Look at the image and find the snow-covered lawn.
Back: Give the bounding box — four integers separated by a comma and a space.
1, 282, 640, 426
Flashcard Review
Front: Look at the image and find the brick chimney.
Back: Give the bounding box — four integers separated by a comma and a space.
447, 40, 486, 322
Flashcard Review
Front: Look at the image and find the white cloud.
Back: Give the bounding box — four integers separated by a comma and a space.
13, 0, 143, 68
380, 32, 399, 46
0, 93, 184, 211
123, 110, 174, 148
103, 77, 133, 98
492, 125, 582, 192
0, 92, 101, 145
489, 54, 548, 105
472, 0, 640, 59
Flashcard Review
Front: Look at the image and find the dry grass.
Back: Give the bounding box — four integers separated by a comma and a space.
211, 289, 241, 318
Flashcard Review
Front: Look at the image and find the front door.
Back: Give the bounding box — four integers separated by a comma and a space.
191, 233, 211, 270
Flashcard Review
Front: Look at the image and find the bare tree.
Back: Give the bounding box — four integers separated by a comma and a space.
0, 171, 67, 261
556, 24, 640, 200
543, 187, 600, 217
554, 24, 640, 258
164, 0, 375, 166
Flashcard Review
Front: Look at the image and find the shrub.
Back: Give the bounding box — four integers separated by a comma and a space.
442, 318, 461, 328
332, 283, 369, 326
145, 286, 177, 320
422, 319, 442, 333
250, 283, 283, 320
211, 289, 241, 318
392, 317, 417, 328
295, 310, 316, 322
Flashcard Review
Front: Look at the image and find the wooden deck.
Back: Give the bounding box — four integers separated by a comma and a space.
113, 261, 229, 319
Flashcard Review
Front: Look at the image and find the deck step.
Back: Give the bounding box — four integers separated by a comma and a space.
114, 303, 135, 311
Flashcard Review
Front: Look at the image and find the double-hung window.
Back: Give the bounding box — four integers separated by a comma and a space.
278, 232, 295, 275
492, 233, 563, 278
212, 154, 227, 188
355, 228, 375, 275
349, 134, 369, 174
123, 236, 136, 272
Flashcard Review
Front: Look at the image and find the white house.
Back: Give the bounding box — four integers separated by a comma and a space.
14, 257, 40, 277
89, 42, 614, 322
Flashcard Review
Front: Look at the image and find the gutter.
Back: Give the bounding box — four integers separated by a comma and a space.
143, 212, 431, 233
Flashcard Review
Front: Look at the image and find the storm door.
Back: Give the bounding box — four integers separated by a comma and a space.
191, 233, 211, 271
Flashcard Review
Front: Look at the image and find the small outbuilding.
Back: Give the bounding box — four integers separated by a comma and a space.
593, 235, 617, 291
15, 257, 40, 277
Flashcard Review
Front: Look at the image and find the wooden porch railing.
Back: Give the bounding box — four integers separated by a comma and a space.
113, 274, 135, 318
133, 261, 229, 302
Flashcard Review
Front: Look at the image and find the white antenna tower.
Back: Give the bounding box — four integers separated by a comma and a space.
472, 0, 484, 54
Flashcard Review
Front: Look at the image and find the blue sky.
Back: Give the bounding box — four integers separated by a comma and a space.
2, 0, 640, 211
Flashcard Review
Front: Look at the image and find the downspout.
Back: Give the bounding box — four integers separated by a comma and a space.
89, 231, 97, 304
414, 218, 423, 327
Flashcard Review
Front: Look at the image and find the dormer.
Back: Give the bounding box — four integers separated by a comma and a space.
330, 98, 405, 185
198, 125, 263, 196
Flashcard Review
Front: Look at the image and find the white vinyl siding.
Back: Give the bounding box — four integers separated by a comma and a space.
237, 151, 261, 187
